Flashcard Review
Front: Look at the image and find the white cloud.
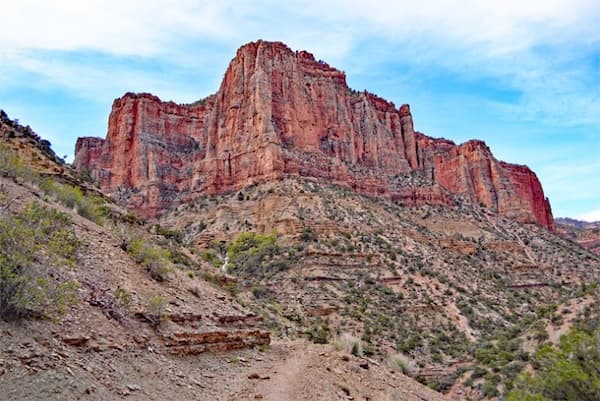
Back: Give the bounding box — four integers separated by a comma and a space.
577, 209, 600, 222
0, 1, 236, 55
3, 1, 599, 57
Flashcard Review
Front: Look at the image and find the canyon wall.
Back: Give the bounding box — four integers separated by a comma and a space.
75, 40, 554, 229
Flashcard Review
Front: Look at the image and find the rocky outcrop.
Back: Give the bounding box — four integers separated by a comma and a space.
75, 40, 554, 229
162, 330, 271, 356
1, 109, 67, 176
556, 218, 600, 255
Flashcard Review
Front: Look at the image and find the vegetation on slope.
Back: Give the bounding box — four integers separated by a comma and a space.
162, 178, 600, 399
0, 135, 189, 321
0, 199, 80, 320
507, 322, 600, 400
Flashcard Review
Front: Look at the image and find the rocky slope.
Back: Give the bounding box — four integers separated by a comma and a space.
4, 110, 600, 400
1, 114, 450, 401
2, 173, 455, 401
556, 218, 600, 255
157, 177, 598, 400
1, 109, 68, 176
74, 40, 553, 230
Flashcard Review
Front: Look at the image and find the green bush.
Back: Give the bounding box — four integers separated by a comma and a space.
0, 145, 39, 183
147, 295, 167, 327
113, 287, 132, 310
122, 232, 172, 281
40, 178, 105, 225
153, 224, 184, 244
507, 326, 600, 401
200, 249, 221, 268
0, 202, 80, 320
225, 232, 286, 277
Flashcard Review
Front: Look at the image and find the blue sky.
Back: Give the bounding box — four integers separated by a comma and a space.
1, 1, 599, 220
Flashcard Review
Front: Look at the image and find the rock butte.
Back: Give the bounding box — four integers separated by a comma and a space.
74, 40, 554, 230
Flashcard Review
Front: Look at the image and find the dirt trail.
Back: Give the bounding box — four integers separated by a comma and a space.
227, 340, 450, 401
256, 343, 312, 401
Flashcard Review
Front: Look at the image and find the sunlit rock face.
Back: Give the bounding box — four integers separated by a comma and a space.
75, 40, 553, 230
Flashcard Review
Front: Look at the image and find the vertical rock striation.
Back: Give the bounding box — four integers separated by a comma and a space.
74, 40, 554, 229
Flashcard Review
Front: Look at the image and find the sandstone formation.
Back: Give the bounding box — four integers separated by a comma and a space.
74, 40, 554, 229
556, 218, 600, 255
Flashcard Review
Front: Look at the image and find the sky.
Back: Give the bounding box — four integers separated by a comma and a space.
0, 1, 599, 220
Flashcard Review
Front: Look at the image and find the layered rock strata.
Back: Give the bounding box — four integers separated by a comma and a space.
75, 40, 553, 229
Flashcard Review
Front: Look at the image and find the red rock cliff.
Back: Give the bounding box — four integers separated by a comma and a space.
74, 40, 554, 230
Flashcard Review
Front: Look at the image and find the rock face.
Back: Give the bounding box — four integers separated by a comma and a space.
74, 40, 554, 230
556, 218, 600, 255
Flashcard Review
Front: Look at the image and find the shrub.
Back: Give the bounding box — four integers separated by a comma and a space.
300, 227, 317, 242
333, 333, 363, 356
147, 295, 167, 327
113, 287, 132, 310
153, 224, 184, 244
121, 230, 173, 281
39, 178, 105, 225
507, 326, 600, 401
225, 232, 284, 276
387, 353, 419, 376
109, 287, 133, 322
200, 249, 222, 268
0, 202, 80, 320
307, 322, 330, 344
0, 145, 39, 183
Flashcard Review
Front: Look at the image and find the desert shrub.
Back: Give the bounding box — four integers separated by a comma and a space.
120, 231, 173, 281
0, 144, 39, 183
227, 232, 277, 258
251, 284, 272, 300
225, 232, 285, 276
168, 247, 193, 267
300, 227, 317, 242
307, 321, 331, 344
153, 224, 184, 244
39, 178, 106, 225
333, 333, 363, 356
113, 287, 132, 310
108, 287, 133, 322
507, 326, 600, 401
200, 249, 222, 268
147, 295, 167, 327
387, 353, 419, 376
0, 202, 80, 320
126, 236, 172, 281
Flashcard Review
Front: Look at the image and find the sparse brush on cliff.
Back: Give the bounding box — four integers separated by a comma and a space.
120, 228, 173, 282
0, 201, 80, 321
225, 232, 285, 277
0, 144, 39, 183
39, 178, 106, 225
387, 353, 420, 377
507, 324, 600, 401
